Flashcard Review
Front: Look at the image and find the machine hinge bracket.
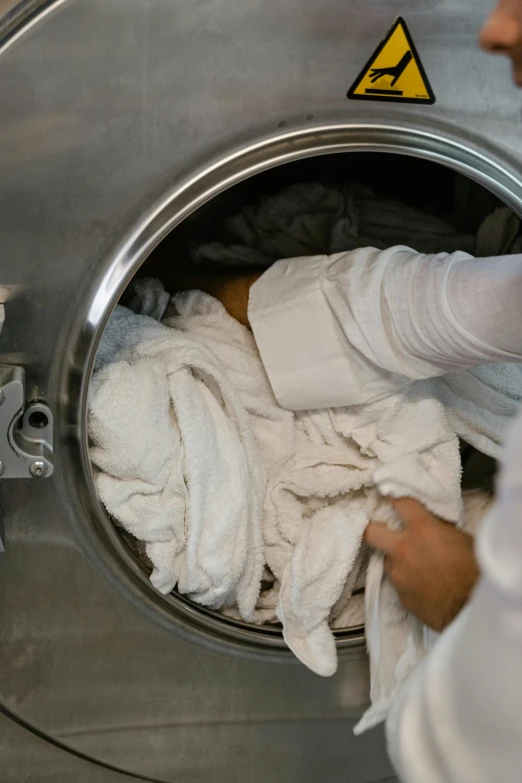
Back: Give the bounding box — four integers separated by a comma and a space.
0, 365, 53, 479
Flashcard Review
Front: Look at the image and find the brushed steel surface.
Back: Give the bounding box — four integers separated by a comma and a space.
0, 0, 519, 780
0, 708, 150, 782
0, 1, 20, 18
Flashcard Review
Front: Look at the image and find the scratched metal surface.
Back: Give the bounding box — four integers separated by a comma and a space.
0, 0, 519, 780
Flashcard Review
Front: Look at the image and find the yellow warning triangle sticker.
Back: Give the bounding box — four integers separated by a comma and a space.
347, 17, 435, 105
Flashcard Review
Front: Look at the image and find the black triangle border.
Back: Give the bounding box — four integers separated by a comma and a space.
347, 16, 436, 105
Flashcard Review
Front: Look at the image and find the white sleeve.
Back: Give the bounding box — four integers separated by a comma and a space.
248, 248, 522, 410
386, 407, 522, 783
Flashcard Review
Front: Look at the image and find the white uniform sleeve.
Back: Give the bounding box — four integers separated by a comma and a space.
386, 407, 522, 783
248, 247, 522, 781
248, 248, 522, 410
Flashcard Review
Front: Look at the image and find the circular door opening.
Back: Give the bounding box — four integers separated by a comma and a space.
81, 127, 520, 661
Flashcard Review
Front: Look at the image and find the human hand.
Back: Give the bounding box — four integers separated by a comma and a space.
364, 498, 480, 631
480, 0, 522, 87
196, 271, 260, 327
163, 269, 260, 327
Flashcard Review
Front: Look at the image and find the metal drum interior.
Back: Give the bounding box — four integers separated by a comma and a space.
87, 146, 508, 658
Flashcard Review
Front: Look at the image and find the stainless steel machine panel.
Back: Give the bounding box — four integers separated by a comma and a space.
0, 0, 520, 780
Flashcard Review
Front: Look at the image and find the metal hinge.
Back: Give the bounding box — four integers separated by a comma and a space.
0, 365, 53, 478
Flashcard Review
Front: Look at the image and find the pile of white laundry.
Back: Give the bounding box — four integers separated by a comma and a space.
89, 183, 522, 732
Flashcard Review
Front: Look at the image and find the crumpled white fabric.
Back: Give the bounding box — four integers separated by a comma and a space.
90, 280, 463, 732
164, 290, 377, 662
89, 303, 265, 620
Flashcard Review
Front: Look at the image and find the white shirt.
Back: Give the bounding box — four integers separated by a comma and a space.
248, 248, 522, 783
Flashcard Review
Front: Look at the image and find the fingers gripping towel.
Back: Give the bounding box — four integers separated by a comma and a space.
328, 385, 462, 733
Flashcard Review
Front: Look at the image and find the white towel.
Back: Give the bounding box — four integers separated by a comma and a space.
167, 292, 463, 715
331, 385, 462, 733
90, 305, 265, 620
90, 280, 465, 734
164, 292, 377, 663
263, 446, 375, 676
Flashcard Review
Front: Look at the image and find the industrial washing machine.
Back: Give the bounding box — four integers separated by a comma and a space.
0, 0, 520, 780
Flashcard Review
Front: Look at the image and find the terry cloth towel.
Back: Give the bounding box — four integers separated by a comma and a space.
90, 279, 465, 732
164, 291, 385, 668
435, 363, 522, 459
89, 302, 266, 620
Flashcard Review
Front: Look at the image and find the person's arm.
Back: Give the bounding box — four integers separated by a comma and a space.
247, 247, 522, 409
384, 409, 522, 783
169, 249, 522, 408
178, 248, 520, 631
